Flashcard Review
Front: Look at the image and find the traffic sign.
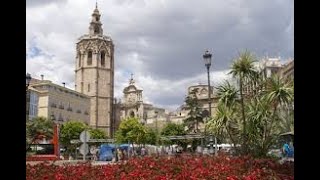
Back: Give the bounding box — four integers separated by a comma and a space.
79, 143, 89, 156
80, 130, 91, 143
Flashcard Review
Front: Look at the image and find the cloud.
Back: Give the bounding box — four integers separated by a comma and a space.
26, 0, 293, 111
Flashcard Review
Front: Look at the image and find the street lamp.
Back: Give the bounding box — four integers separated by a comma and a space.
203, 50, 212, 148
113, 98, 117, 138
203, 50, 212, 118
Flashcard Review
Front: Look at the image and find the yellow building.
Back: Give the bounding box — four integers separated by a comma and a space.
29, 78, 90, 124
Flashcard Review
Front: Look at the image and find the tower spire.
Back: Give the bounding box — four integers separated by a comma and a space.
129, 73, 135, 85
89, 1, 103, 35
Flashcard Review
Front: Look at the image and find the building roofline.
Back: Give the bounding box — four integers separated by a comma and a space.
30, 81, 90, 98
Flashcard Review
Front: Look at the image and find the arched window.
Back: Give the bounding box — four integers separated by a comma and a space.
78, 52, 81, 67
87, 51, 92, 65
100, 51, 105, 66
130, 111, 135, 118
88, 83, 90, 92
94, 25, 99, 34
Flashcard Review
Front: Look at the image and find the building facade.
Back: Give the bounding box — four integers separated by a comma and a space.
27, 88, 39, 120
30, 79, 90, 124
75, 5, 114, 135
241, 57, 294, 96
169, 84, 219, 131
119, 76, 167, 127
280, 59, 294, 80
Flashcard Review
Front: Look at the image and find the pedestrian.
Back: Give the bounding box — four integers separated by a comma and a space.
282, 141, 293, 158
141, 147, 146, 157
117, 148, 122, 161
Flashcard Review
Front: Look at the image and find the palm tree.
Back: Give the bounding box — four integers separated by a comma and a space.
208, 104, 240, 147
276, 104, 294, 134
229, 50, 257, 154
26, 117, 54, 151
246, 96, 274, 156
263, 75, 294, 138
205, 81, 241, 149
216, 80, 239, 108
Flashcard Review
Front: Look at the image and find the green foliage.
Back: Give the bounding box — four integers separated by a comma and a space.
115, 117, 147, 145
144, 128, 157, 145
183, 89, 203, 132
229, 50, 258, 154
26, 117, 54, 150
59, 121, 88, 154
161, 123, 186, 136
161, 123, 186, 145
88, 128, 107, 139
216, 80, 239, 108
206, 50, 295, 157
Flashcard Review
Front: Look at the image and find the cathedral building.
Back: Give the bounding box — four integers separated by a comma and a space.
74, 4, 114, 136
119, 75, 167, 128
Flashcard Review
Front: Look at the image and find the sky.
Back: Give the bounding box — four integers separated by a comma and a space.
26, 0, 294, 111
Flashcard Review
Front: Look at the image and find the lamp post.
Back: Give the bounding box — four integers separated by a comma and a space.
203, 50, 212, 147
26, 73, 32, 121
113, 98, 117, 139
203, 50, 218, 156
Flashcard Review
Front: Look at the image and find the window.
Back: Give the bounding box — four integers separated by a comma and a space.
78, 52, 81, 67
51, 103, 57, 108
87, 51, 92, 65
88, 83, 90, 92
59, 103, 64, 110
100, 51, 105, 66
81, 82, 84, 93
96, 16, 99, 21
94, 25, 100, 34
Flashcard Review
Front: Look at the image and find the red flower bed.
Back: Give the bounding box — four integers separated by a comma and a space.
26, 154, 293, 180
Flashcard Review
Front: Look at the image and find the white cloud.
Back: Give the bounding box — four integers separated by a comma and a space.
26, 0, 293, 111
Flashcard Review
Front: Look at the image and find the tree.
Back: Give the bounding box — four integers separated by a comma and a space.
216, 80, 239, 108
263, 75, 294, 138
229, 50, 257, 154
183, 89, 203, 133
144, 128, 157, 145
115, 117, 146, 150
161, 123, 186, 146
88, 128, 107, 139
161, 123, 186, 136
59, 121, 88, 155
26, 117, 54, 151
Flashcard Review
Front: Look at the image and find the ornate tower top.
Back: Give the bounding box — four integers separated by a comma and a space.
129, 73, 135, 85
89, 2, 103, 36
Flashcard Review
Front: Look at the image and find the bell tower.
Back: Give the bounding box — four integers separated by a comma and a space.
75, 3, 114, 136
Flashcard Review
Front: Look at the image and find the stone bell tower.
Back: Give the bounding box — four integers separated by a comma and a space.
75, 3, 114, 136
